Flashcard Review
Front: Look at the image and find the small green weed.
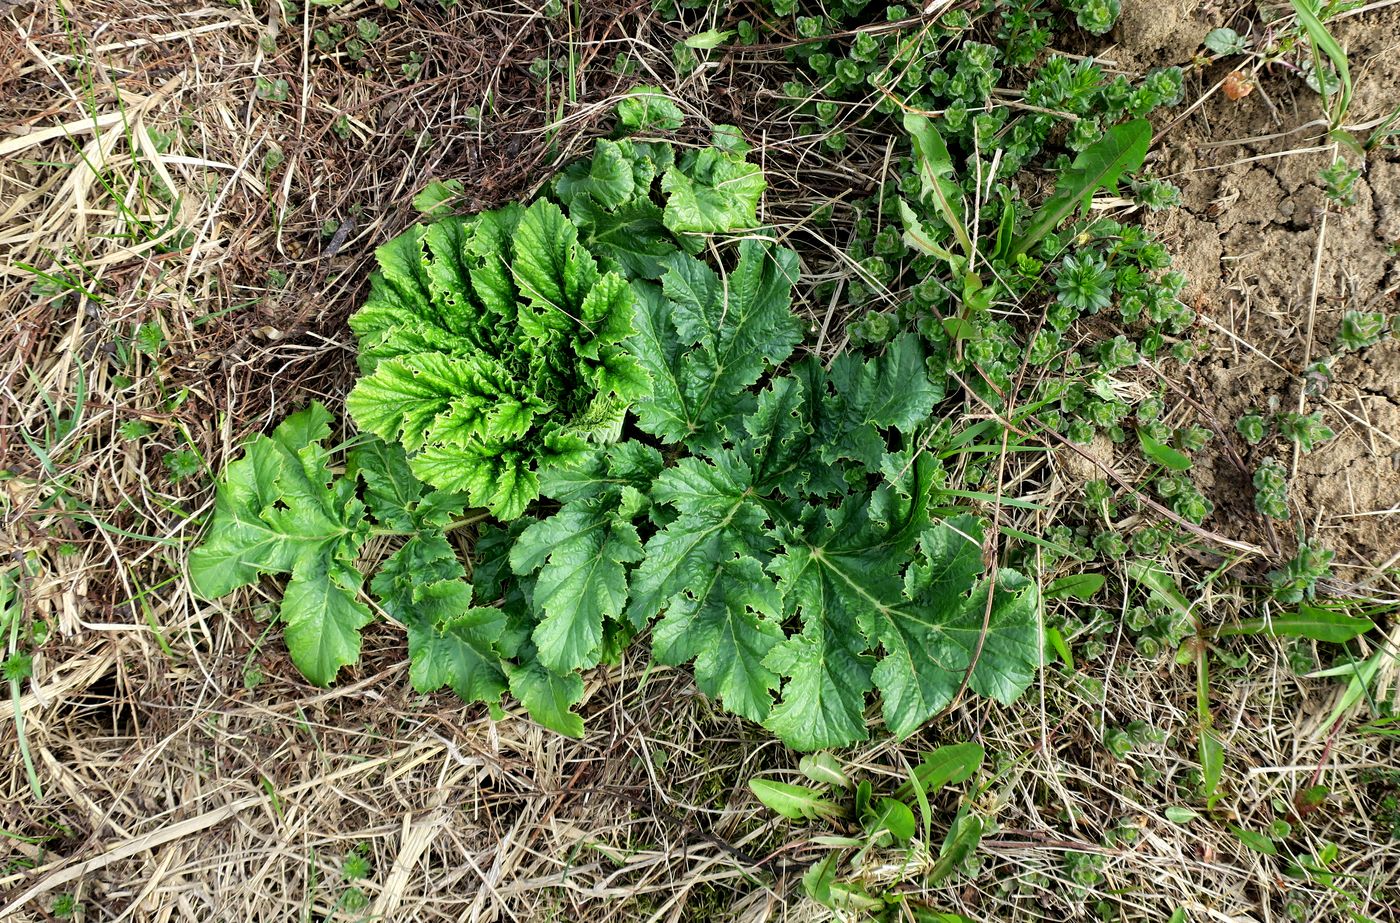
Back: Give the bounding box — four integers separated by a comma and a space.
751, 743, 990, 917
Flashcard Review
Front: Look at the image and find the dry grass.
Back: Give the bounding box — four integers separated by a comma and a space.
2, 0, 1398, 921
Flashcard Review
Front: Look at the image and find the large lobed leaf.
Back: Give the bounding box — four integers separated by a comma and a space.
189, 404, 373, 686
628, 238, 803, 447
661, 147, 766, 239
509, 328, 1043, 750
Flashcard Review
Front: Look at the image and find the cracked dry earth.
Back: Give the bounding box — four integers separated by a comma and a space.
1122, 2, 1400, 577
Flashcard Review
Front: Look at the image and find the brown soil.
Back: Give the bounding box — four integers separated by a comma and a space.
1128, 3, 1400, 575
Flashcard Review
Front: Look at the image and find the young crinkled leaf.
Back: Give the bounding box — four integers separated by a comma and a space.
628, 239, 802, 447
188, 404, 373, 686
661, 147, 766, 238
345, 198, 645, 520
557, 140, 678, 281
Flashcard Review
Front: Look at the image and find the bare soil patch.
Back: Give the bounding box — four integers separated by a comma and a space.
1134, 5, 1400, 576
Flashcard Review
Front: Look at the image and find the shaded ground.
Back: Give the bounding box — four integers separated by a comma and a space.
2, 1, 1398, 921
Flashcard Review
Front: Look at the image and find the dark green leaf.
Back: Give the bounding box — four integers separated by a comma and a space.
929, 807, 984, 883
1011, 120, 1152, 257
894, 741, 984, 801
866, 797, 916, 842
1230, 825, 1278, 856
628, 240, 801, 446
903, 113, 972, 258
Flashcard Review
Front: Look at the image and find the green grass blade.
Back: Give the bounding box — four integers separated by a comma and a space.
1289, 0, 1352, 126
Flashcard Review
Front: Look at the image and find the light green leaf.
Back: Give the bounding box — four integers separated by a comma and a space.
1045, 572, 1106, 600
189, 405, 374, 688
710, 123, 751, 155
347, 352, 505, 452
660, 148, 765, 236
410, 440, 540, 521
570, 195, 676, 279
866, 797, 916, 842
347, 196, 644, 523
1288, 0, 1352, 125
1138, 429, 1193, 470
820, 333, 943, 469
1230, 825, 1279, 856
929, 807, 984, 882
1215, 605, 1375, 643
373, 534, 507, 708
684, 28, 733, 49
555, 138, 635, 210
801, 853, 841, 908
347, 436, 466, 531
410, 606, 509, 708
1046, 625, 1073, 669
899, 198, 956, 262
412, 178, 464, 217
903, 113, 973, 259
1129, 562, 1195, 623
1203, 27, 1245, 54
874, 517, 1040, 739
1200, 727, 1224, 804
799, 752, 850, 788
511, 199, 600, 326
616, 86, 684, 132
652, 555, 785, 722
749, 779, 844, 821
763, 491, 913, 750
